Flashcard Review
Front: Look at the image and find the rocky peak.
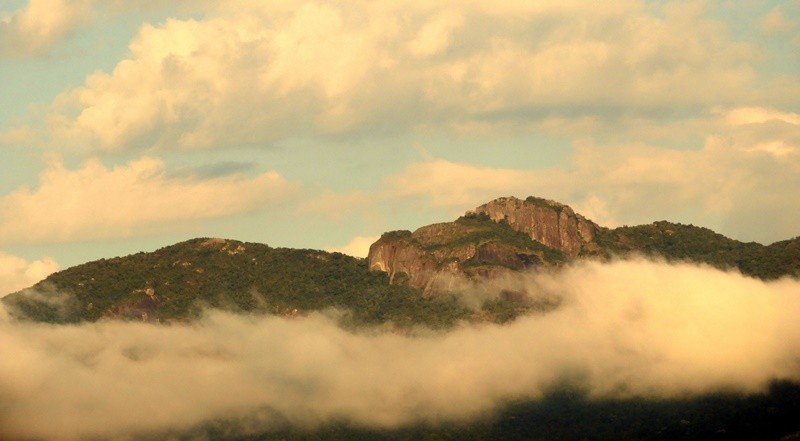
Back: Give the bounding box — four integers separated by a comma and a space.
367, 204, 570, 293
467, 196, 601, 257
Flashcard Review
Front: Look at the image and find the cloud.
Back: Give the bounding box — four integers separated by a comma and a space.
304, 103, 800, 243
382, 158, 549, 210
0, 156, 297, 244
325, 235, 379, 258
564, 122, 799, 243
726, 106, 800, 126
0, 251, 59, 296
299, 158, 551, 228
21, 0, 774, 151
1, 259, 799, 440
0, 0, 95, 57
0, 0, 223, 57
760, 3, 797, 34
169, 160, 257, 180
407, 9, 464, 58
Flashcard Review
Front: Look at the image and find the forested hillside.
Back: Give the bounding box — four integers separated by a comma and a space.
4, 197, 799, 327
594, 221, 800, 279
2, 238, 473, 327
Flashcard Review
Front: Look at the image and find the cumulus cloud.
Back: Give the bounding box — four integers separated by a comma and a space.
20, 0, 770, 151
0, 251, 59, 295
726, 106, 800, 126
299, 158, 550, 227
303, 103, 800, 243
1, 259, 799, 440
0, 0, 223, 57
0, 0, 95, 57
325, 235, 380, 258
760, 3, 797, 34
407, 9, 464, 58
383, 159, 544, 209
0, 156, 297, 244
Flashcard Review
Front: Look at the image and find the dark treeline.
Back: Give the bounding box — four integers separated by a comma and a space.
149, 380, 800, 441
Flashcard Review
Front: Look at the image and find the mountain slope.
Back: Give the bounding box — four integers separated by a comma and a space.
594, 221, 800, 279
2, 238, 472, 327
469, 196, 601, 257
368, 212, 567, 293
369, 196, 800, 287
4, 196, 799, 326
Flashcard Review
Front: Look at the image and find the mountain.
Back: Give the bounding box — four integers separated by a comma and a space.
1, 238, 473, 327
4, 195, 800, 441
595, 221, 800, 279
470, 196, 602, 257
367, 210, 568, 293
368, 196, 602, 294
370, 196, 800, 290
3, 196, 799, 325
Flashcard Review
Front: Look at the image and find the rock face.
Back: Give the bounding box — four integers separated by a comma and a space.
367, 230, 440, 289
367, 199, 579, 293
468, 196, 601, 257
368, 228, 545, 293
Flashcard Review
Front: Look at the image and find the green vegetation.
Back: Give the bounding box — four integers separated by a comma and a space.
371, 213, 566, 280
407, 213, 566, 272
4, 216, 799, 327
595, 222, 800, 280
525, 195, 554, 207
5, 204, 800, 441
380, 230, 413, 240
452, 213, 567, 263
479, 295, 560, 324
2, 238, 471, 328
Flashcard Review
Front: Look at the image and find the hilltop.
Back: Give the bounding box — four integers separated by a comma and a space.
1, 238, 472, 327
369, 196, 800, 293
3, 196, 799, 325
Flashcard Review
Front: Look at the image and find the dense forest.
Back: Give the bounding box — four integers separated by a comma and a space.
594, 221, 800, 280
138, 381, 800, 441
2, 238, 478, 327
3, 217, 799, 326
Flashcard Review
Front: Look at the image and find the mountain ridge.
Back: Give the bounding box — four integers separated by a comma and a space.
368, 196, 800, 292
3, 195, 799, 325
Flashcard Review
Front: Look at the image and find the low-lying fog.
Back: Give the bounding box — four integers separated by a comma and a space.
2, 258, 799, 440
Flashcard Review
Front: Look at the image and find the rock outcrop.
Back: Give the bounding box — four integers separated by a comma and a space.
468, 196, 601, 257
367, 200, 574, 293
367, 230, 440, 289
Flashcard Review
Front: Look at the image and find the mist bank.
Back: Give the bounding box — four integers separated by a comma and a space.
2, 259, 800, 440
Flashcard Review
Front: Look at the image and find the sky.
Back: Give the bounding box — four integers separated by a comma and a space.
1, 0, 799, 294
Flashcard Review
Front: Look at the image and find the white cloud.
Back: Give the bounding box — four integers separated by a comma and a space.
726, 106, 800, 126
0, 156, 297, 244
557, 115, 799, 243
0, 0, 95, 57
760, 4, 796, 34
23, 0, 777, 151
325, 235, 379, 258
303, 105, 800, 243
2, 259, 800, 440
0, 252, 59, 295
384, 159, 547, 209
554, 127, 799, 241
0, 0, 225, 57
407, 9, 464, 58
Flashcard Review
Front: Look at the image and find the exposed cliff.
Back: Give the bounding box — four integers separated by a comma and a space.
368, 195, 799, 292
368, 210, 567, 293
468, 196, 602, 257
